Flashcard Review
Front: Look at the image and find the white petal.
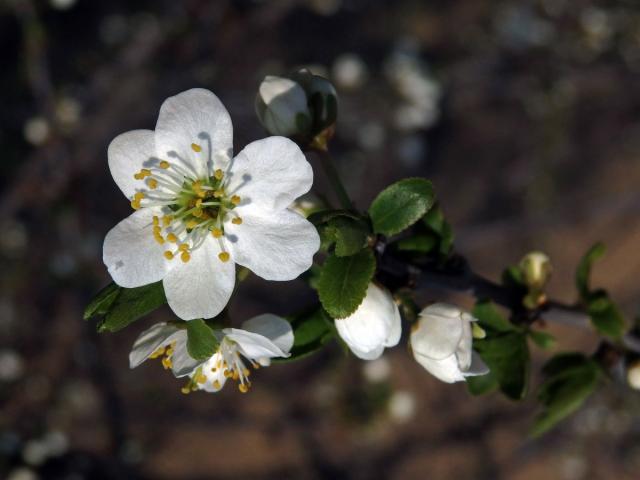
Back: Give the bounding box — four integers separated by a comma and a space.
464, 351, 490, 377
257, 76, 310, 136
223, 328, 289, 361
412, 304, 464, 360
171, 337, 203, 378
162, 238, 235, 320
155, 89, 233, 178
335, 283, 400, 360
422, 302, 466, 320
241, 314, 294, 354
413, 352, 466, 384
226, 136, 314, 212
103, 207, 170, 288
455, 318, 474, 371
225, 208, 319, 281
129, 322, 181, 368
108, 130, 156, 199
197, 352, 228, 392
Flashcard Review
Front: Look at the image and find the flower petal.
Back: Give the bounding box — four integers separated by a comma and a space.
225, 208, 319, 281
129, 322, 181, 368
155, 88, 233, 178
171, 339, 203, 378
197, 352, 228, 392
465, 352, 490, 377
455, 318, 473, 370
223, 328, 289, 361
241, 314, 294, 354
335, 283, 400, 360
226, 136, 313, 212
162, 238, 235, 320
413, 304, 464, 360
108, 129, 156, 199
413, 352, 466, 383
103, 207, 170, 288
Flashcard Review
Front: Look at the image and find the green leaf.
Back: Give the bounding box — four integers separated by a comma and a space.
472, 300, 518, 333
529, 330, 557, 349
277, 308, 335, 362
186, 319, 219, 361
531, 355, 601, 437
369, 178, 435, 236
330, 217, 369, 257
575, 242, 606, 300
466, 369, 499, 396
395, 233, 438, 253
84, 283, 121, 320
307, 209, 361, 227
94, 282, 167, 333
318, 249, 376, 319
473, 332, 530, 400
588, 293, 625, 338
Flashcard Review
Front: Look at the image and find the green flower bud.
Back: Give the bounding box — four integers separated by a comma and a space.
255, 76, 312, 137
519, 251, 552, 291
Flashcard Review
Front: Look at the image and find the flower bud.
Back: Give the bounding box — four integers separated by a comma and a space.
627, 359, 640, 390
289, 69, 338, 132
334, 283, 401, 360
410, 303, 489, 383
519, 251, 552, 290
255, 75, 312, 137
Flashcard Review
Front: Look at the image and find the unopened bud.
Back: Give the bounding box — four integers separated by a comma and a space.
290, 68, 338, 132
627, 359, 640, 390
255, 76, 312, 137
519, 251, 552, 290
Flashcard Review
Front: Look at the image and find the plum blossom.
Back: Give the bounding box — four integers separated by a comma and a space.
410, 303, 489, 383
130, 314, 293, 394
334, 283, 401, 360
104, 89, 320, 320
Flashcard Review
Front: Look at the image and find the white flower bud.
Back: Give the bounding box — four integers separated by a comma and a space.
290, 69, 338, 130
255, 76, 311, 137
335, 283, 401, 360
410, 303, 489, 383
627, 359, 640, 390
519, 251, 552, 290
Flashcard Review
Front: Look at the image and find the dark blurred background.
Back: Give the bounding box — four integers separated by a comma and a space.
1, 0, 640, 478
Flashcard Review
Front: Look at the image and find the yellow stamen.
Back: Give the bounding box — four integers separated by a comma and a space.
161, 357, 172, 369
140, 169, 151, 177
181, 252, 191, 263
232, 217, 243, 225
218, 252, 230, 262
186, 219, 199, 229
181, 386, 191, 395
191, 143, 202, 152
213, 189, 224, 198
192, 208, 203, 217
178, 244, 189, 252
153, 216, 159, 226
211, 228, 223, 238
231, 195, 241, 205
196, 373, 207, 384
232, 371, 239, 381
163, 215, 173, 226
242, 368, 251, 377
149, 346, 165, 358
134, 192, 145, 201
214, 169, 224, 180
224, 370, 233, 378
238, 384, 249, 393
154, 234, 165, 245
167, 233, 178, 243
130, 200, 140, 210
213, 380, 221, 389
164, 251, 174, 260
160, 160, 170, 169
147, 178, 158, 189
195, 198, 203, 208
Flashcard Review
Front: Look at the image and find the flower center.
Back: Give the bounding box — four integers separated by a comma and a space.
130, 142, 244, 264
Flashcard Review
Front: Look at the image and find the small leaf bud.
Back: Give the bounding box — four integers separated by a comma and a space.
519, 251, 552, 291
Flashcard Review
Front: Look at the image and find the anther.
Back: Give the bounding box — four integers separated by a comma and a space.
153, 216, 159, 226
180, 386, 191, 395
231, 195, 241, 205
181, 252, 191, 263
186, 219, 199, 229
238, 384, 249, 393
211, 228, 223, 238
163, 215, 173, 226
147, 178, 158, 189
218, 252, 230, 262
191, 143, 202, 152
164, 251, 174, 260
232, 217, 243, 225
178, 244, 190, 252
213, 380, 221, 389
167, 233, 178, 243
214, 169, 224, 180
159, 160, 170, 169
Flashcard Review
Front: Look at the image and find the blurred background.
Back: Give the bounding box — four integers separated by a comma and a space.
2, 0, 640, 478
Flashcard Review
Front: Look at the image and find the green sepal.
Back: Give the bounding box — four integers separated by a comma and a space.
186, 319, 219, 361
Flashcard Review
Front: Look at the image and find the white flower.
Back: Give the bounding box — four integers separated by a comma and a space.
255, 76, 311, 136
410, 303, 489, 383
335, 283, 401, 360
104, 88, 320, 320
129, 314, 294, 394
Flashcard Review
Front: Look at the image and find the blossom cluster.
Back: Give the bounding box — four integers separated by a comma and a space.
99, 86, 489, 395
